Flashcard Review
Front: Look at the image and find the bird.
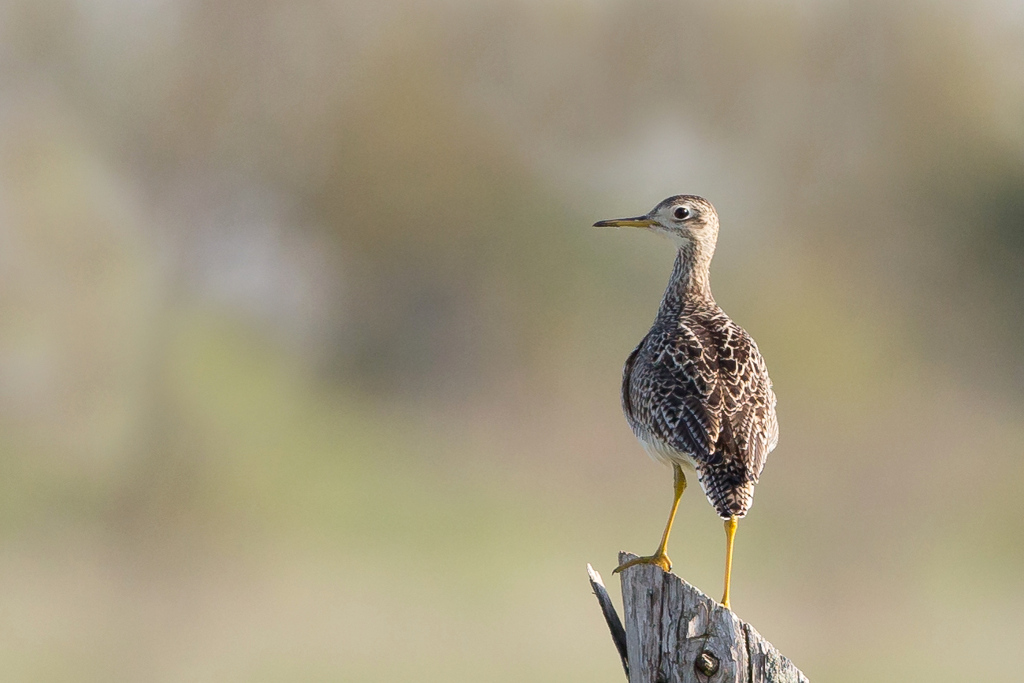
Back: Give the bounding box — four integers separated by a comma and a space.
594, 195, 778, 609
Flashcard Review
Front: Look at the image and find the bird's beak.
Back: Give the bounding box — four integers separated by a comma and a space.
593, 216, 656, 228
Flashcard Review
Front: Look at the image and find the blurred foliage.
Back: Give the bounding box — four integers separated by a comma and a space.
1, 0, 1023, 681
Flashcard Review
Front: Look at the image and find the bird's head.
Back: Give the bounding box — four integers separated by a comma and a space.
594, 195, 719, 254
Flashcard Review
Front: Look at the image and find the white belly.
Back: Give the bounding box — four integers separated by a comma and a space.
635, 427, 699, 470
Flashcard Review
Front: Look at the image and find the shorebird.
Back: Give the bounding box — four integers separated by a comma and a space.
595, 195, 778, 609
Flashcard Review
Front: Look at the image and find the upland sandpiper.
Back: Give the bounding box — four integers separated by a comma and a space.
595, 195, 778, 609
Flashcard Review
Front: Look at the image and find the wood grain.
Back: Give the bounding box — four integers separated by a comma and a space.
591, 552, 808, 683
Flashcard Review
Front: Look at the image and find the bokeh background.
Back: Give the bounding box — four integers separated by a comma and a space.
2, 0, 1024, 680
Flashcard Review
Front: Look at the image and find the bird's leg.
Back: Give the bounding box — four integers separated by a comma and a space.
614, 464, 686, 574
721, 516, 738, 609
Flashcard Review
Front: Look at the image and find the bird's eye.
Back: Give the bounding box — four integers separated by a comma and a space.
672, 206, 691, 220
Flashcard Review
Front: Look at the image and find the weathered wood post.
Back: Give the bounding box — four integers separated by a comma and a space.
589, 552, 808, 683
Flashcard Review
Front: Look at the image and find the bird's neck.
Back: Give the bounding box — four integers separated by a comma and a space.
660, 246, 714, 314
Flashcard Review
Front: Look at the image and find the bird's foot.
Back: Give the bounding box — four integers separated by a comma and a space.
612, 551, 672, 574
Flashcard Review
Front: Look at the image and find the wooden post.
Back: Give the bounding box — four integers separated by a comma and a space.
589, 552, 808, 683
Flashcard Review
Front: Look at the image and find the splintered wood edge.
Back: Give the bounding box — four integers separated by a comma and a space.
588, 563, 629, 678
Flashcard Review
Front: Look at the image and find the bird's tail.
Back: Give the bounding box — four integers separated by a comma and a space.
699, 471, 755, 519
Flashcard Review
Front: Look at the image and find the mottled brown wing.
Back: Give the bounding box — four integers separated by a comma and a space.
626, 323, 724, 467
620, 335, 645, 428
712, 321, 777, 480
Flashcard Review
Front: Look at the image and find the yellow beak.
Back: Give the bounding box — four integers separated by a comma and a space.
592, 216, 656, 228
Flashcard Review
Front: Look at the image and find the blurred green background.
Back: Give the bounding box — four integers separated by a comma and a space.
2, 0, 1024, 681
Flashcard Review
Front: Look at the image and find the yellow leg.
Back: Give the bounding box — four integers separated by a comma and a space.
614, 465, 686, 574
721, 516, 738, 609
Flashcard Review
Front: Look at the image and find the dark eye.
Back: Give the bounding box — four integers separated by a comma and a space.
672, 206, 690, 220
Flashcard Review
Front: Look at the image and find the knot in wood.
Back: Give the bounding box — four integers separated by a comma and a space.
695, 650, 720, 676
